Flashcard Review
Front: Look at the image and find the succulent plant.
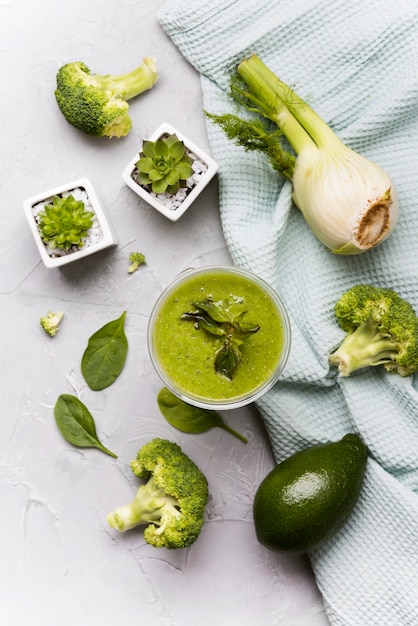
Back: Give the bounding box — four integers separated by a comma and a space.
135, 133, 194, 194
37, 193, 95, 250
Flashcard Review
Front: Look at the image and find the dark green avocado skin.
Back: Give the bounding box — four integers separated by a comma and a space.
253, 434, 368, 553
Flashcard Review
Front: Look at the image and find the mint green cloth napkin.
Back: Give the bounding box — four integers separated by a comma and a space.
159, 1, 418, 623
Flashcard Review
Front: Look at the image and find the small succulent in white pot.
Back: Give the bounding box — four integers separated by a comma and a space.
136, 133, 194, 195
36, 193, 95, 251
23, 178, 117, 268
122, 123, 218, 222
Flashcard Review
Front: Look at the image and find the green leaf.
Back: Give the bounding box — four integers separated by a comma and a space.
136, 157, 154, 173
81, 311, 128, 391
235, 320, 261, 335
180, 298, 260, 379
166, 183, 180, 195
180, 310, 227, 336
215, 339, 242, 379
137, 171, 151, 185
54, 394, 117, 457
154, 138, 169, 157
151, 178, 168, 194
157, 387, 248, 443
142, 140, 156, 158
169, 139, 186, 161
165, 168, 180, 186
192, 299, 231, 323
149, 168, 165, 182
176, 161, 193, 179
164, 134, 180, 148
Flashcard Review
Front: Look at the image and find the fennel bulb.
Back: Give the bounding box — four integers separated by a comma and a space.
292, 143, 397, 254
207, 54, 399, 255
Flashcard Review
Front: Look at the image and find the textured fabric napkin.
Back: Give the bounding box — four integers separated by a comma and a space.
159, 1, 418, 624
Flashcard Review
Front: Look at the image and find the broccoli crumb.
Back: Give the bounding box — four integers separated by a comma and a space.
40, 311, 64, 337
128, 251, 146, 274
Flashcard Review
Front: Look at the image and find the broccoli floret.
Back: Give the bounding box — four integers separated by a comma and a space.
329, 284, 418, 377
128, 251, 146, 274
55, 58, 158, 138
40, 310, 64, 336
107, 438, 209, 549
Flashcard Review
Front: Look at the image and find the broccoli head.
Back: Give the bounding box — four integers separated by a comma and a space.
55, 57, 158, 138
107, 438, 209, 549
329, 284, 418, 377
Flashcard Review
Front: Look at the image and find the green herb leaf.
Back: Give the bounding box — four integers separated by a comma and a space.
191, 299, 231, 323
180, 310, 227, 336
235, 320, 261, 335
181, 298, 260, 379
54, 394, 117, 457
157, 387, 248, 443
81, 311, 128, 391
215, 339, 242, 379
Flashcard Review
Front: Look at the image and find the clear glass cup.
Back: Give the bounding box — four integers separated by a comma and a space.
147, 265, 291, 410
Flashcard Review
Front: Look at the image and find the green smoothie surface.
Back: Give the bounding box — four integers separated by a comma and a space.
151, 269, 287, 403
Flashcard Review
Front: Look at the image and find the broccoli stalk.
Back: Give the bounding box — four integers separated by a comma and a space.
40, 310, 64, 336
106, 475, 181, 532
107, 438, 209, 549
55, 58, 158, 138
329, 284, 418, 377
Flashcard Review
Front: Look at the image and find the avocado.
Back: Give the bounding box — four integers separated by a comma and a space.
253, 433, 368, 553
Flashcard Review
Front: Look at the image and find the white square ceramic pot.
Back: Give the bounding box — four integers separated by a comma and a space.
23, 177, 117, 268
122, 123, 218, 222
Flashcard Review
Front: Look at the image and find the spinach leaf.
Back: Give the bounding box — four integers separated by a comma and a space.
81, 311, 128, 391
157, 387, 248, 443
54, 394, 117, 457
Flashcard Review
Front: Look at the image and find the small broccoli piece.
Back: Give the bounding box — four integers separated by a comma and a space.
329, 284, 418, 377
55, 58, 158, 138
128, 251, 146, 274
40, 311, 64, 336
107, 438, 209, 549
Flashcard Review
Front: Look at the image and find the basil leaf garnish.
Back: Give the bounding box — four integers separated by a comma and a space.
181, 298, 259, 379
157, 387, 248, 443
180, 310, 227, 336
191, 299, 230, 323
54, 394, 117, 457
235, 320, 260, 335
81, 311, 128, 391
214, 339, 241, 379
